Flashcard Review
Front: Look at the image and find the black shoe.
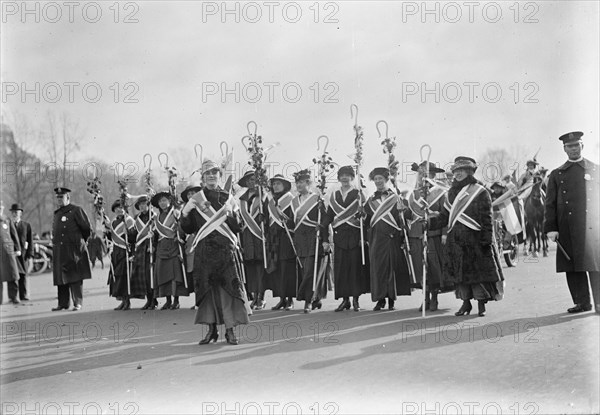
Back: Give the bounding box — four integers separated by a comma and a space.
170, 301, 180, 310
21, 297, 30, 301
123, 300, 131, 311
388, 299, 395, 311
225, 328, 238, 345
254, 299, 266, 310
285, 298, 294, 311
568, 304, 593, 313
373, 299, 386, 311
10, 298, 20, 304
52, 305, 68, 311
455, 301, 473, 316
160, 301, 172, 310
304, 301, 311, 313
335, 299, 349, 312
249, 294, 258, 310
114, 301, 125, 311
311, 300, 322, 310
271, 298, 286, 310
429, 294, 439, 312
199, 324, 218, 345
477, 300, 486, 317
141, 300, 151, 310
352, 298, 361, 312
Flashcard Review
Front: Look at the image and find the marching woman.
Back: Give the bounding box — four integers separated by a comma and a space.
238, 170, 269, 310
108, 200, 137, 311
151, 190, 188, 310
130, 196, 157, 310
266, 174, 297, 311
180, 185, 202, 310
180, 160, 251, 345
291, 169, 329, 313
364, 167, 413, 311
429, 157, 504, 317
407, 161, 453, 312
322, 165, 370, 312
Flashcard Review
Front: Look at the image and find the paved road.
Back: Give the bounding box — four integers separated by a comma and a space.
1, 245, 598, 414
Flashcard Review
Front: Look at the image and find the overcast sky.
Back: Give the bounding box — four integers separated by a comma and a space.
2, 1, 599, 191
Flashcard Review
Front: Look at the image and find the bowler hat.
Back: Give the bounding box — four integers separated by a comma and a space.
9, 203, 23, 212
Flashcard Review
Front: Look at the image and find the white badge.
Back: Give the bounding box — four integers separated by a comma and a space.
2, 223, 7, 229
584, 173, 592, 181
61, 216, 67, 222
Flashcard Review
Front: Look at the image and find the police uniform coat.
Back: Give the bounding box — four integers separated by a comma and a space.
52, 204, 93, 285
544, 158, 600, 272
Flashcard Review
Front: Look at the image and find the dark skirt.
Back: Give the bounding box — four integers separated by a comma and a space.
369, 226, 412, 301
333, 245, 370, 298
296, 254, 329, 302
194, 286, 251, 328
109, 246, 140, 298
245, 260, 267, 293
409, 236, 454, 292
154, 238, 189, 298
130, 240, 153, 297
269, 259, 297, 298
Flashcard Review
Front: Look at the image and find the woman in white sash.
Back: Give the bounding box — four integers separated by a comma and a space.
151, 190, 188, 310
180, 160, 251, 345
429, 157, 504, 317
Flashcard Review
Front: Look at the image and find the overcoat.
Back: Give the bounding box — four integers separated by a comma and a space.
52, 204, 92, 285
544, 158, 600, 272
1, 215, 20, 283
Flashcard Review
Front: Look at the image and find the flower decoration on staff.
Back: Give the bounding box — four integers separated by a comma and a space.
142, 153, 156, 198
86, 173, 104, 215
311, 134, 333, 291
242, 121, 269, 188
241, 120, 269, 269
351, 104, 366, 265
116, 174, 132, 296
377, 119, 399, 188
312, 135, 334, 194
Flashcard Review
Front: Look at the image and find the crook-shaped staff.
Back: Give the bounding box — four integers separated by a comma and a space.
419, 144, 432, 318
351, 104, 366, 265
116, 165, 132, 296
242, 122, 269, 269
312, 135, 334, 292
142, 153, 156, 290
190, 144, 203, 178
158, 152, 188, 290
377, 119, 416, 283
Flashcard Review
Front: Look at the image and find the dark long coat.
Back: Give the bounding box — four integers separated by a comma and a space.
544, 158, 600, 272
52, 204, 93, 285
364, 189, 412, 301
1, 215, 21, 283
13, 220, 33, 275
108, 215, 138, 298
180, 187, 246, 305
322, 188, 370, 298
429, 176, 504, 291
266, 191, 297, 298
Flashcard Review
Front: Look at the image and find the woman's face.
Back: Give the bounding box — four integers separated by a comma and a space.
295, 179, 310, 193
272, 180, 285, 193
158, 196, 170, 210
453, 168, 469, 182
187, 190, 198, 200
373, 175, 387, 191
203, 168, 220, 187
339, 174, 353, 186
245, 175, 256, 189
114, 207, 124, 216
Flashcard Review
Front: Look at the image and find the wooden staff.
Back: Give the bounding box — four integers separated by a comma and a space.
312, 135, 332, 291
143, 153, 155, 290
116, 169, 131, 296
376, 120, 417, 282
419, 144, 432, 318
351, 104, 366, 265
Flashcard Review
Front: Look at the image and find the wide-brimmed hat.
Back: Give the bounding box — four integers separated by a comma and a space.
411, 161, 445, 174
337, 165, 356, 179
111, 199, 127, 212
9, 203, 23, 212
369, 167, 390, 181
293, 169, 312, 183
150, 190, 173, 208
450, 156, 477, 172
526, 159, 539, 167
134, 195, 149, 210
201, 160, 222, 175
269, 174, 292, 193
237, 170, 256, 188
181, 185, 202, 203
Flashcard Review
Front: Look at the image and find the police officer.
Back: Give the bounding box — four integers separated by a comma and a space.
52, 187, 93, 311
545, 132, 600, 313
